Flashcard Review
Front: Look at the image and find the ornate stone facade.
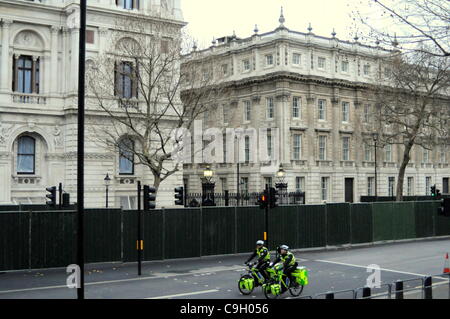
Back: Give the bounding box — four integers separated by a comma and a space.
182, 15, 450, 203
0, 0, 184, 207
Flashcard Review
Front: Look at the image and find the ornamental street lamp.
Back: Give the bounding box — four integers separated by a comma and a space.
104, 173, 111, 208
202, 165, 216, 206
275, 164, 288, 204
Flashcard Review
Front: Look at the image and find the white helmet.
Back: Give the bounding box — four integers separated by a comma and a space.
256, 240, 264, 245
280, 244, 289, 251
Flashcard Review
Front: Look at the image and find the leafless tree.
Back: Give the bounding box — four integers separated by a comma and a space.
352, 0, 449, 57
365, 50, 450, 200
86, 15, 222, 193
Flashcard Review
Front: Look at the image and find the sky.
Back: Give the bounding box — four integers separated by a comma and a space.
181, 0, 376, 50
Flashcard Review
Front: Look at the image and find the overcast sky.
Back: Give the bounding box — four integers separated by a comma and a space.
181, 0, 379, 49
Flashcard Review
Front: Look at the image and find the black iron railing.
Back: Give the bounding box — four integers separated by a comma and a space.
185, 191, 305, 207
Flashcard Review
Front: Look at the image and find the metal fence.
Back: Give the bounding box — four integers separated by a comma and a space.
185, 191, 305, 207
298, 273, 450, 299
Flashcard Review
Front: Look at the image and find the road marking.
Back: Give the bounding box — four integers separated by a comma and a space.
146, 289, 219, 299
0, 265, 245, 295
314, 259, 427, 277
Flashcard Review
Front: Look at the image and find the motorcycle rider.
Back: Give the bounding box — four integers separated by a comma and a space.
245, 240, 271, 281
272, 244, 298, 288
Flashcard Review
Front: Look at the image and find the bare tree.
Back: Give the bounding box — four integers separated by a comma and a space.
352, 0, 449, 57
87, 15, 222, 193
365, 50, 450, 200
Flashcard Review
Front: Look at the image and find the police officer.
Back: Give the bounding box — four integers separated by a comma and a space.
245, 240, 271, 281
273, 244, 298, 286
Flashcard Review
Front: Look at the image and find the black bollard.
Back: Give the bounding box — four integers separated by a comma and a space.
362, 287, 371, 298
395, 281, 404, 299
325, 292, 334, 299
424, 276, 432, 299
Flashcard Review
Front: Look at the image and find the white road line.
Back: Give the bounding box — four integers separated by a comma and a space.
146, 289, 219, 299
314, 259, 427, 277
0, 265, 245, 295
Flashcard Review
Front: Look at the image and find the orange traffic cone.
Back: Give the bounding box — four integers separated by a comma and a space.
443, 253, 450, 274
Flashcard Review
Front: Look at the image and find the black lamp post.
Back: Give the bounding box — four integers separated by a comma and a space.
275, 164, 288, 204
372, 133, 378, 200
104, 173, 111, 208
202, 165, 216, 206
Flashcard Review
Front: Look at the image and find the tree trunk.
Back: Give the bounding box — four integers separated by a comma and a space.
396, 143, 413, 201
152, 172, 162, 194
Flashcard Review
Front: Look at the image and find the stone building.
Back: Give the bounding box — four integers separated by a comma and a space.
182, 13, 450, 204
0, 0, 184, 208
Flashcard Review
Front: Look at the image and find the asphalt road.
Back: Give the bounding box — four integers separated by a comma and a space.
1, 238, 449, 299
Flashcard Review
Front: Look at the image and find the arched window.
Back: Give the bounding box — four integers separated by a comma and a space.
17, 136, 36, 174
13, 55, 40, 94
119, 138, 134, 175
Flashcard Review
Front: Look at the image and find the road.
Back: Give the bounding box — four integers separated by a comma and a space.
1, 238, 449, 299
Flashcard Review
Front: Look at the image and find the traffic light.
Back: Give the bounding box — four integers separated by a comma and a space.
143, 185, 156, 210
257, 190, 269, 209
269, 187, 278, 209
174, 187, 184, 206
438, 198, 450, 217
46, 186, 57, 207
436, 188, 442, 199
431, 185, 436, 197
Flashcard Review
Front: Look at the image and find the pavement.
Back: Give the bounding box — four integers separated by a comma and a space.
0, 238, 449, 299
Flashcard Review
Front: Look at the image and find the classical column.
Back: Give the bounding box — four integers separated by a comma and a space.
98, 27, 108, 53
69, 27, 80, 94
1, 19, 13, 92
276, 92, 291, 164
61, 27, 69, 94
306, 94, 316, 165
50, 26, 59, 95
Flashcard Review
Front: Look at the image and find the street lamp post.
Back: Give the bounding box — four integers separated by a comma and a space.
373, 133, 379, 201
104, 173, 111, 208
275, 164, 288, 204
202, 165, 216, 206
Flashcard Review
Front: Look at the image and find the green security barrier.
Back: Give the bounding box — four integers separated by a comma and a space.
236, 206, 265, 254
163, 208, 201, 259
392, 202, 416, 240
297, 205, 326, 248
30, 211, 77, 269
0, 212, 30, 271
415, 201, 436, 238
326, 203, 351, 246
84, 209, 122, 263
268, 206, 298, 250
201, 207, 236, 256
372, 202, 394, 242
350, 203, 373, 244
143, 209, 164, 261
434, 201, 450, 236
122, 210, 138, 262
